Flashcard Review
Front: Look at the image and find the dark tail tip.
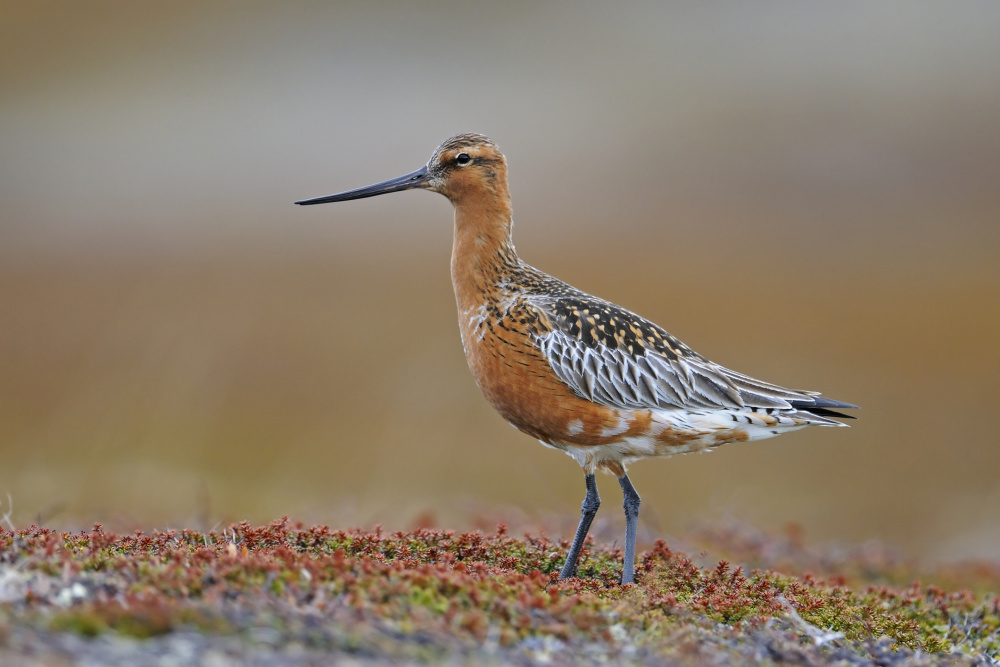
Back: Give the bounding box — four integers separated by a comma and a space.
790, 396, 859, 421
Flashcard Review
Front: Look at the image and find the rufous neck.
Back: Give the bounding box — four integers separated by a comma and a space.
450, 198, 518, 312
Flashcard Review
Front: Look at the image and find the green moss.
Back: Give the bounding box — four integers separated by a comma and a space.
49, 610, 108, 637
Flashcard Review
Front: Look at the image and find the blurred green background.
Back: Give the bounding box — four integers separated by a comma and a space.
2, 2, 998, 561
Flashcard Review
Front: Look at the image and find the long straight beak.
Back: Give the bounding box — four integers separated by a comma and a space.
295, 166, 430, 205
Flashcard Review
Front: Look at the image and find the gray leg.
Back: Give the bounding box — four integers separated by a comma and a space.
560, 473, 600, 579
619, 474, 641, 584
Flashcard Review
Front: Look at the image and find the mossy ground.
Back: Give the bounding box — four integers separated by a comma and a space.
1, 518, 998, 665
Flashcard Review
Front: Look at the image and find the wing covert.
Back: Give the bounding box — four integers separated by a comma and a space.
526, 293, 816, 412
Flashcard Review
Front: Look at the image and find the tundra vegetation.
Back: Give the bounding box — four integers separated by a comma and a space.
1, 518, 998, 665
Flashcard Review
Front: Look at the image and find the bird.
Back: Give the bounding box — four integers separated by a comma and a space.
296, 133, 857, 585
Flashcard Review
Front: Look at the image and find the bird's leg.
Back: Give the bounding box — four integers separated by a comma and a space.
618, 474, 641, 585
559, 473, 600, 579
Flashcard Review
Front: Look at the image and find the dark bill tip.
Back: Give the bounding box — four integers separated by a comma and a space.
295, 166, 429, 206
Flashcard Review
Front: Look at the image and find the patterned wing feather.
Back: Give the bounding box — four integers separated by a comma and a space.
526, 293, 838, 414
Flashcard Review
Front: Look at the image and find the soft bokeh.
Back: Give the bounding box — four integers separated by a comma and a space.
2, 2, 998, 560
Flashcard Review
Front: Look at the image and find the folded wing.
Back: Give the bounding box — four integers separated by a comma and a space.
526, 293, 856, 421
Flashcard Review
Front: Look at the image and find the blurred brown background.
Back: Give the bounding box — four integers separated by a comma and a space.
2, 2, 998, 561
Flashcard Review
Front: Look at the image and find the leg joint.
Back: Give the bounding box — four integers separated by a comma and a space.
623, 493, 640, 515
581, 473, 600, 513
619, 475, 641, 515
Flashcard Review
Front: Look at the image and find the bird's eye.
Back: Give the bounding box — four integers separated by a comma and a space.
455, 153, 472, 166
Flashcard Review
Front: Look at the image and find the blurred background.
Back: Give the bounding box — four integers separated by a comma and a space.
2, 2, 998, 561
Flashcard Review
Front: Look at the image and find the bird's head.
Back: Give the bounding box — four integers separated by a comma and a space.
296, 133, 508, 207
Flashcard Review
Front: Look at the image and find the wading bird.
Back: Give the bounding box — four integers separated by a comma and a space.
296, 134, 856, 584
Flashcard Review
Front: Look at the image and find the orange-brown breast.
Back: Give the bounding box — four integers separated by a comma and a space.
456, 290, 674, 450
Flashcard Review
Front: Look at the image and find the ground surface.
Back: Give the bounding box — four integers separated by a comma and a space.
2, 519, 999, 665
